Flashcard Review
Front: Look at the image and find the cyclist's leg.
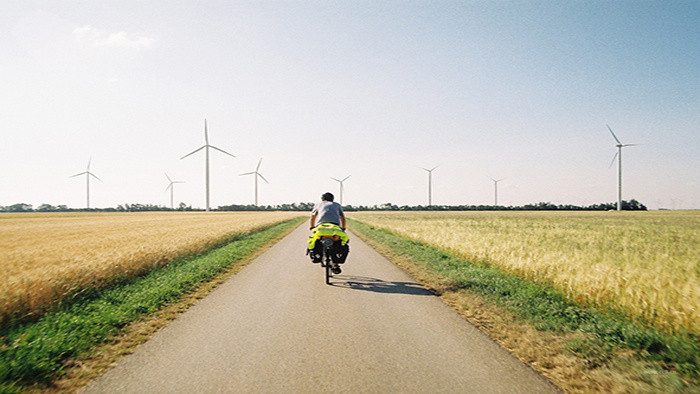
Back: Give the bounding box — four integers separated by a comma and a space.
330, 257, 341, 274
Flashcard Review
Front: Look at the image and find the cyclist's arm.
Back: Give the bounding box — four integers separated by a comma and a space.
340, 216, 346, 230
309, 213, 317, 229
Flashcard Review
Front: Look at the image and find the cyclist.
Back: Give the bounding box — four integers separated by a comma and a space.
308, 192, 348, 274
310, 192, 346, 231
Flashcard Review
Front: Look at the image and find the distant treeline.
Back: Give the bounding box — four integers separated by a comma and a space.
347, 199, 648, 211
1, 200, 648, 212
0, 203, 198, 212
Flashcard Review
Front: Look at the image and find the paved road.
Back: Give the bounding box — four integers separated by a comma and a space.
84, 224, 557, 393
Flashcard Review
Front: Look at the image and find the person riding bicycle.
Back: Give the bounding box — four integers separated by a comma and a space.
308, 192, 349, 274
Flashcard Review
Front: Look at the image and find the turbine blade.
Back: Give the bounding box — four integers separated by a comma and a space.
430, 166, 439, 171
210, 145, 236, 157
165, 172, 172, 182
607, 124, 622, 145
240, 172, 255, 176
204, 119, 209, 145
180, 145, 206, 160
258, 173, 269, 184
174, 181, 185, 184
70, 171, 87, 178
608, 151, 619, 169
331, 177, 341, 182
87, 157, 92, 171
622, 143, 638, 147
89, 172, 102, 182
165, 183, 172, 192
342, 175, 351, 182
256, 158, 263, 172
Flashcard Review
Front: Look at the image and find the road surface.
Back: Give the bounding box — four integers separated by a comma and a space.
84, 224, 557, 393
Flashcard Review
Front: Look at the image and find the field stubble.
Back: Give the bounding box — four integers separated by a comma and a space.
0, 211, 303, 328
350, 211, 698, 336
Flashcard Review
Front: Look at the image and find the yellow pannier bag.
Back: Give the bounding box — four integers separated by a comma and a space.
308, 223, 349, 249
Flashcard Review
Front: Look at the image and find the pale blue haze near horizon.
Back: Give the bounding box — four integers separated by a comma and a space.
1, 1, 697, 209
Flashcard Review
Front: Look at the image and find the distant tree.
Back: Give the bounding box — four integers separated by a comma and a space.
622, 199, 647, 211
5, 203, 33, 212
177, 202, 195, 211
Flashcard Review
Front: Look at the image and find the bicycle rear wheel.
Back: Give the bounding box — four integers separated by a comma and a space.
324, 251, 332, 285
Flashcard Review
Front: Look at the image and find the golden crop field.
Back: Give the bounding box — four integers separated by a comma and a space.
350, 211, 699, 335
0, 211, 303, 327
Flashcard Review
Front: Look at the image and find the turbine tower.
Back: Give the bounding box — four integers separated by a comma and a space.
70, 158, 101, 209
490, 178, 504, 206
164, 173, 184, 210
240, 158, 268, 206
330, 175, 351, 206
422, 166, 438, 206
607, 125, 637, 211
180, 119, 235, 211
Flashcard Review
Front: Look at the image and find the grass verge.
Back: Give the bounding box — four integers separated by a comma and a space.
0, 217, 305, 393
349, 218, 699, 392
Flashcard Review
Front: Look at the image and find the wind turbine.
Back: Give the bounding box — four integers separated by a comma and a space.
70, 158, 102, 209
607, 125, 637, 211
240, 158, 268, 206
422, 166, 438, 206
180, 119, 235, 211
164, 173, 184, 210
330, 175, 351, 206
490, 178, 504, 206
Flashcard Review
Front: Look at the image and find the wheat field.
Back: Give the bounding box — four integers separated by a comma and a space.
0, 211, 303, 327
350, 211, 699, 335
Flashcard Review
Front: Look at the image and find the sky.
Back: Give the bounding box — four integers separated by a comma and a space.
1, 1, 698, 210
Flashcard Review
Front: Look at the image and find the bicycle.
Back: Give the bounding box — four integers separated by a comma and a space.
307, 224, 349, 285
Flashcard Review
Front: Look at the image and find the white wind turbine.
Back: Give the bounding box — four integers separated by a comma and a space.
490, 178, 504, 206
607, 125, 637, 211
164, 173, 185, 210
240, 158, 269, 206
180, 119, 235, 211
330, 175, 351, 206
422, 166, 438, 206
70, 158, 102, 209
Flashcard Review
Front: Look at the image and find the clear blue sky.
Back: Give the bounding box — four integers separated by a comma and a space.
1, 1, 698, 209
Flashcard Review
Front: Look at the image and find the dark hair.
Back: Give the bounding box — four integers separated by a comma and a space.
321, 192, 334, 202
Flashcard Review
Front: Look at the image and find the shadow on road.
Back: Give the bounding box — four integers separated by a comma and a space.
330, 275, 434, 296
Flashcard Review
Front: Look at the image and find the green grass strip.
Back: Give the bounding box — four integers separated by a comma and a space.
349, 219, 698, 380
0, 217, 304, 392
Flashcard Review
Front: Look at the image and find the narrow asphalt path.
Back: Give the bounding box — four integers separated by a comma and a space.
84, 224, 557, 393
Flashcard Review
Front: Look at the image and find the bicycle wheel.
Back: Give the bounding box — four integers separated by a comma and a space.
324, 252, 332, 285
